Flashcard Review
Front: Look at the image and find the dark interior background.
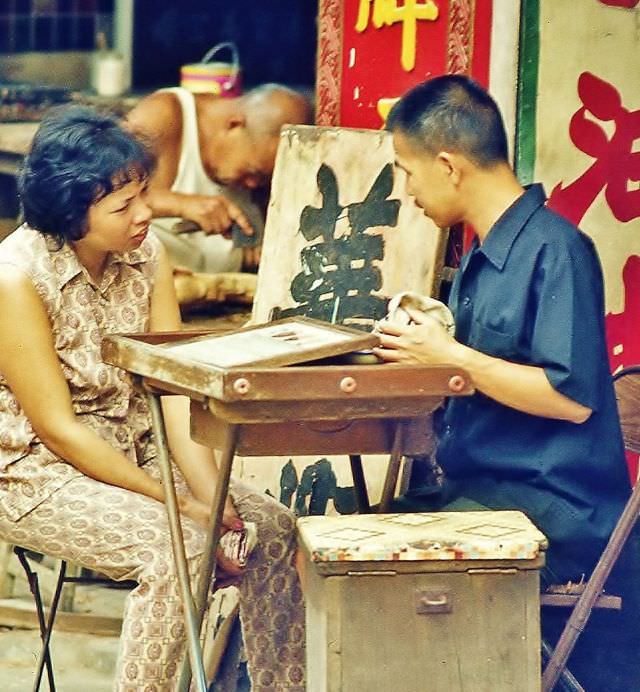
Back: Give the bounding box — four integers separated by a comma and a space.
132, 0, 318, 91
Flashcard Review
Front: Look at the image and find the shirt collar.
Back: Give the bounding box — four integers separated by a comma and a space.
48, 235, 153, 290
476, 183, 548, 270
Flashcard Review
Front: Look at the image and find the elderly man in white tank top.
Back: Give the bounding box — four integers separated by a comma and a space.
127, 84, 312, 273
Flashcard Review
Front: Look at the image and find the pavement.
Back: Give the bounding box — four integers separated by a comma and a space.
0, 575, 245, 691
0, 572, 125, 692
0, 627, 118, 691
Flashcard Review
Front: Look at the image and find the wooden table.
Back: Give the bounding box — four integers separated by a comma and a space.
102, 330, 474, 692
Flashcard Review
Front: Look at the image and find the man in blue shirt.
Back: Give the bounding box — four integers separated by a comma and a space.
376, 75, 630, 584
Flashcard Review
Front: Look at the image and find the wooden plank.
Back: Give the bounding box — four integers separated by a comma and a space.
541, 593, 622, 610
217, 364, 472, 402
309, 569, 540, 692
203, 397, 445, 426
104, 333, 473, 405
252, 125, 448, 327
0, 599, 122, 636
191, 414, 432, 456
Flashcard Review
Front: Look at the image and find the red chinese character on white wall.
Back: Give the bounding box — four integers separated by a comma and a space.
599, 0, 639, 8
548, 72, 640, 226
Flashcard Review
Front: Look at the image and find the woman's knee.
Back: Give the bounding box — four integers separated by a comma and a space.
233, 486, 296, 543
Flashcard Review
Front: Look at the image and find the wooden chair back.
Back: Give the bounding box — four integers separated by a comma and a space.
614, 365, 640, 458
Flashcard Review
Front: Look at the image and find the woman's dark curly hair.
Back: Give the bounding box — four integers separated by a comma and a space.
19, 105, 155, 246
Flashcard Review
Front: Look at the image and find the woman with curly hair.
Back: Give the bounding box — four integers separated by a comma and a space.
0, 106, 305, 691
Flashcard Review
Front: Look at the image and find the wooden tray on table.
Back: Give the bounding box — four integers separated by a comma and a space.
101, 316, 474, 456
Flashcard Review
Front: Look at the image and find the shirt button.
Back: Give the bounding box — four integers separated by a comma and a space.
462, 296, 471, 307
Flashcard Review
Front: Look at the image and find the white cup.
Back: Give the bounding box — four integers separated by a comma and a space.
92, 51, 126, 97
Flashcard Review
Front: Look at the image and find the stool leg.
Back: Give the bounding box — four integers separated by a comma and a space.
542, 482, 640, 690
13, 548, 59, 692
33, 559, 67, 692
379, 423, 404, 513
541, 639, 585, 691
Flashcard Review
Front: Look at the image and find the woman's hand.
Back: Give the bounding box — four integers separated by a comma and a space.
178, 494, 245, 589
222, 495, 244, 532
178, 494, 242, 531
214, 548, 244, 591
179, 495, 211, 529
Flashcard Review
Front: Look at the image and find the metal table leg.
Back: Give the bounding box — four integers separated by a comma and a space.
146, 393, 208, 692
178, 423, 239, 691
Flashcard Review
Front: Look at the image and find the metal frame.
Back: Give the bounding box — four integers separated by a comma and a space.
147, 392, 245, 692
13, 547, 130, 692
542, 365, 640, 690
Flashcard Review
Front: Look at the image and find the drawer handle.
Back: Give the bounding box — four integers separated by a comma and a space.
305, 421, 353, 433
416, 588, 452, 614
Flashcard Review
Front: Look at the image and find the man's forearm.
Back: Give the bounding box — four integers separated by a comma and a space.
452, 342, 592, 423
146, 188, 189, 218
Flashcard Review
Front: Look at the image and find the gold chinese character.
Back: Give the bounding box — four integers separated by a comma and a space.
377, 97, 400, 124
356, 0, 439, 71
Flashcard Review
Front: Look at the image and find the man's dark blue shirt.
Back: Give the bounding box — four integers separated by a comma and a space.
437, 184, 630, 581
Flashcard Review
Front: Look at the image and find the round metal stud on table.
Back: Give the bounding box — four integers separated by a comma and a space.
232, 377, 251, 395
448, 375, 466, 393
339, 376, 357, 393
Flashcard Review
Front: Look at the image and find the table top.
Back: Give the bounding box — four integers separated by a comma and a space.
102, 330, 474, 415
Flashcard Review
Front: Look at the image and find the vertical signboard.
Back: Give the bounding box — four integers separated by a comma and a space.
317, 0, 494, 129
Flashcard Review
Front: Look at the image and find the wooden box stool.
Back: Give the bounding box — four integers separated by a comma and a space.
298, 511, 547, 692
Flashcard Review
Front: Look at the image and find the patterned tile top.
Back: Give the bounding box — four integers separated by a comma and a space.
298, 511, 547, 563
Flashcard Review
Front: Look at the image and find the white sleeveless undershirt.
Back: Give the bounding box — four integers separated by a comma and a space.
151, 87, 263, 273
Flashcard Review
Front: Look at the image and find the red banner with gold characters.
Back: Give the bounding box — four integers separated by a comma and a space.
317, 0, 493, 129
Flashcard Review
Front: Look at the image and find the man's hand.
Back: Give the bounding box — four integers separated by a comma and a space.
374, 307, 461, 365
241, 244, 262, 272
179, 194, 254, 238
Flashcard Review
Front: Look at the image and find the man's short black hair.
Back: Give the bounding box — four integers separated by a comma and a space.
19, 105, 155, 246
386, 75, 509, 167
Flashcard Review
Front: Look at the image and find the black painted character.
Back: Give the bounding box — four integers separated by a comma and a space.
271, 163, 400, 329
279, 458, 356, 516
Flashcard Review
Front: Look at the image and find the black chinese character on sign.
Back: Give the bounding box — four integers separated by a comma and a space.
271, 162, 400, 328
